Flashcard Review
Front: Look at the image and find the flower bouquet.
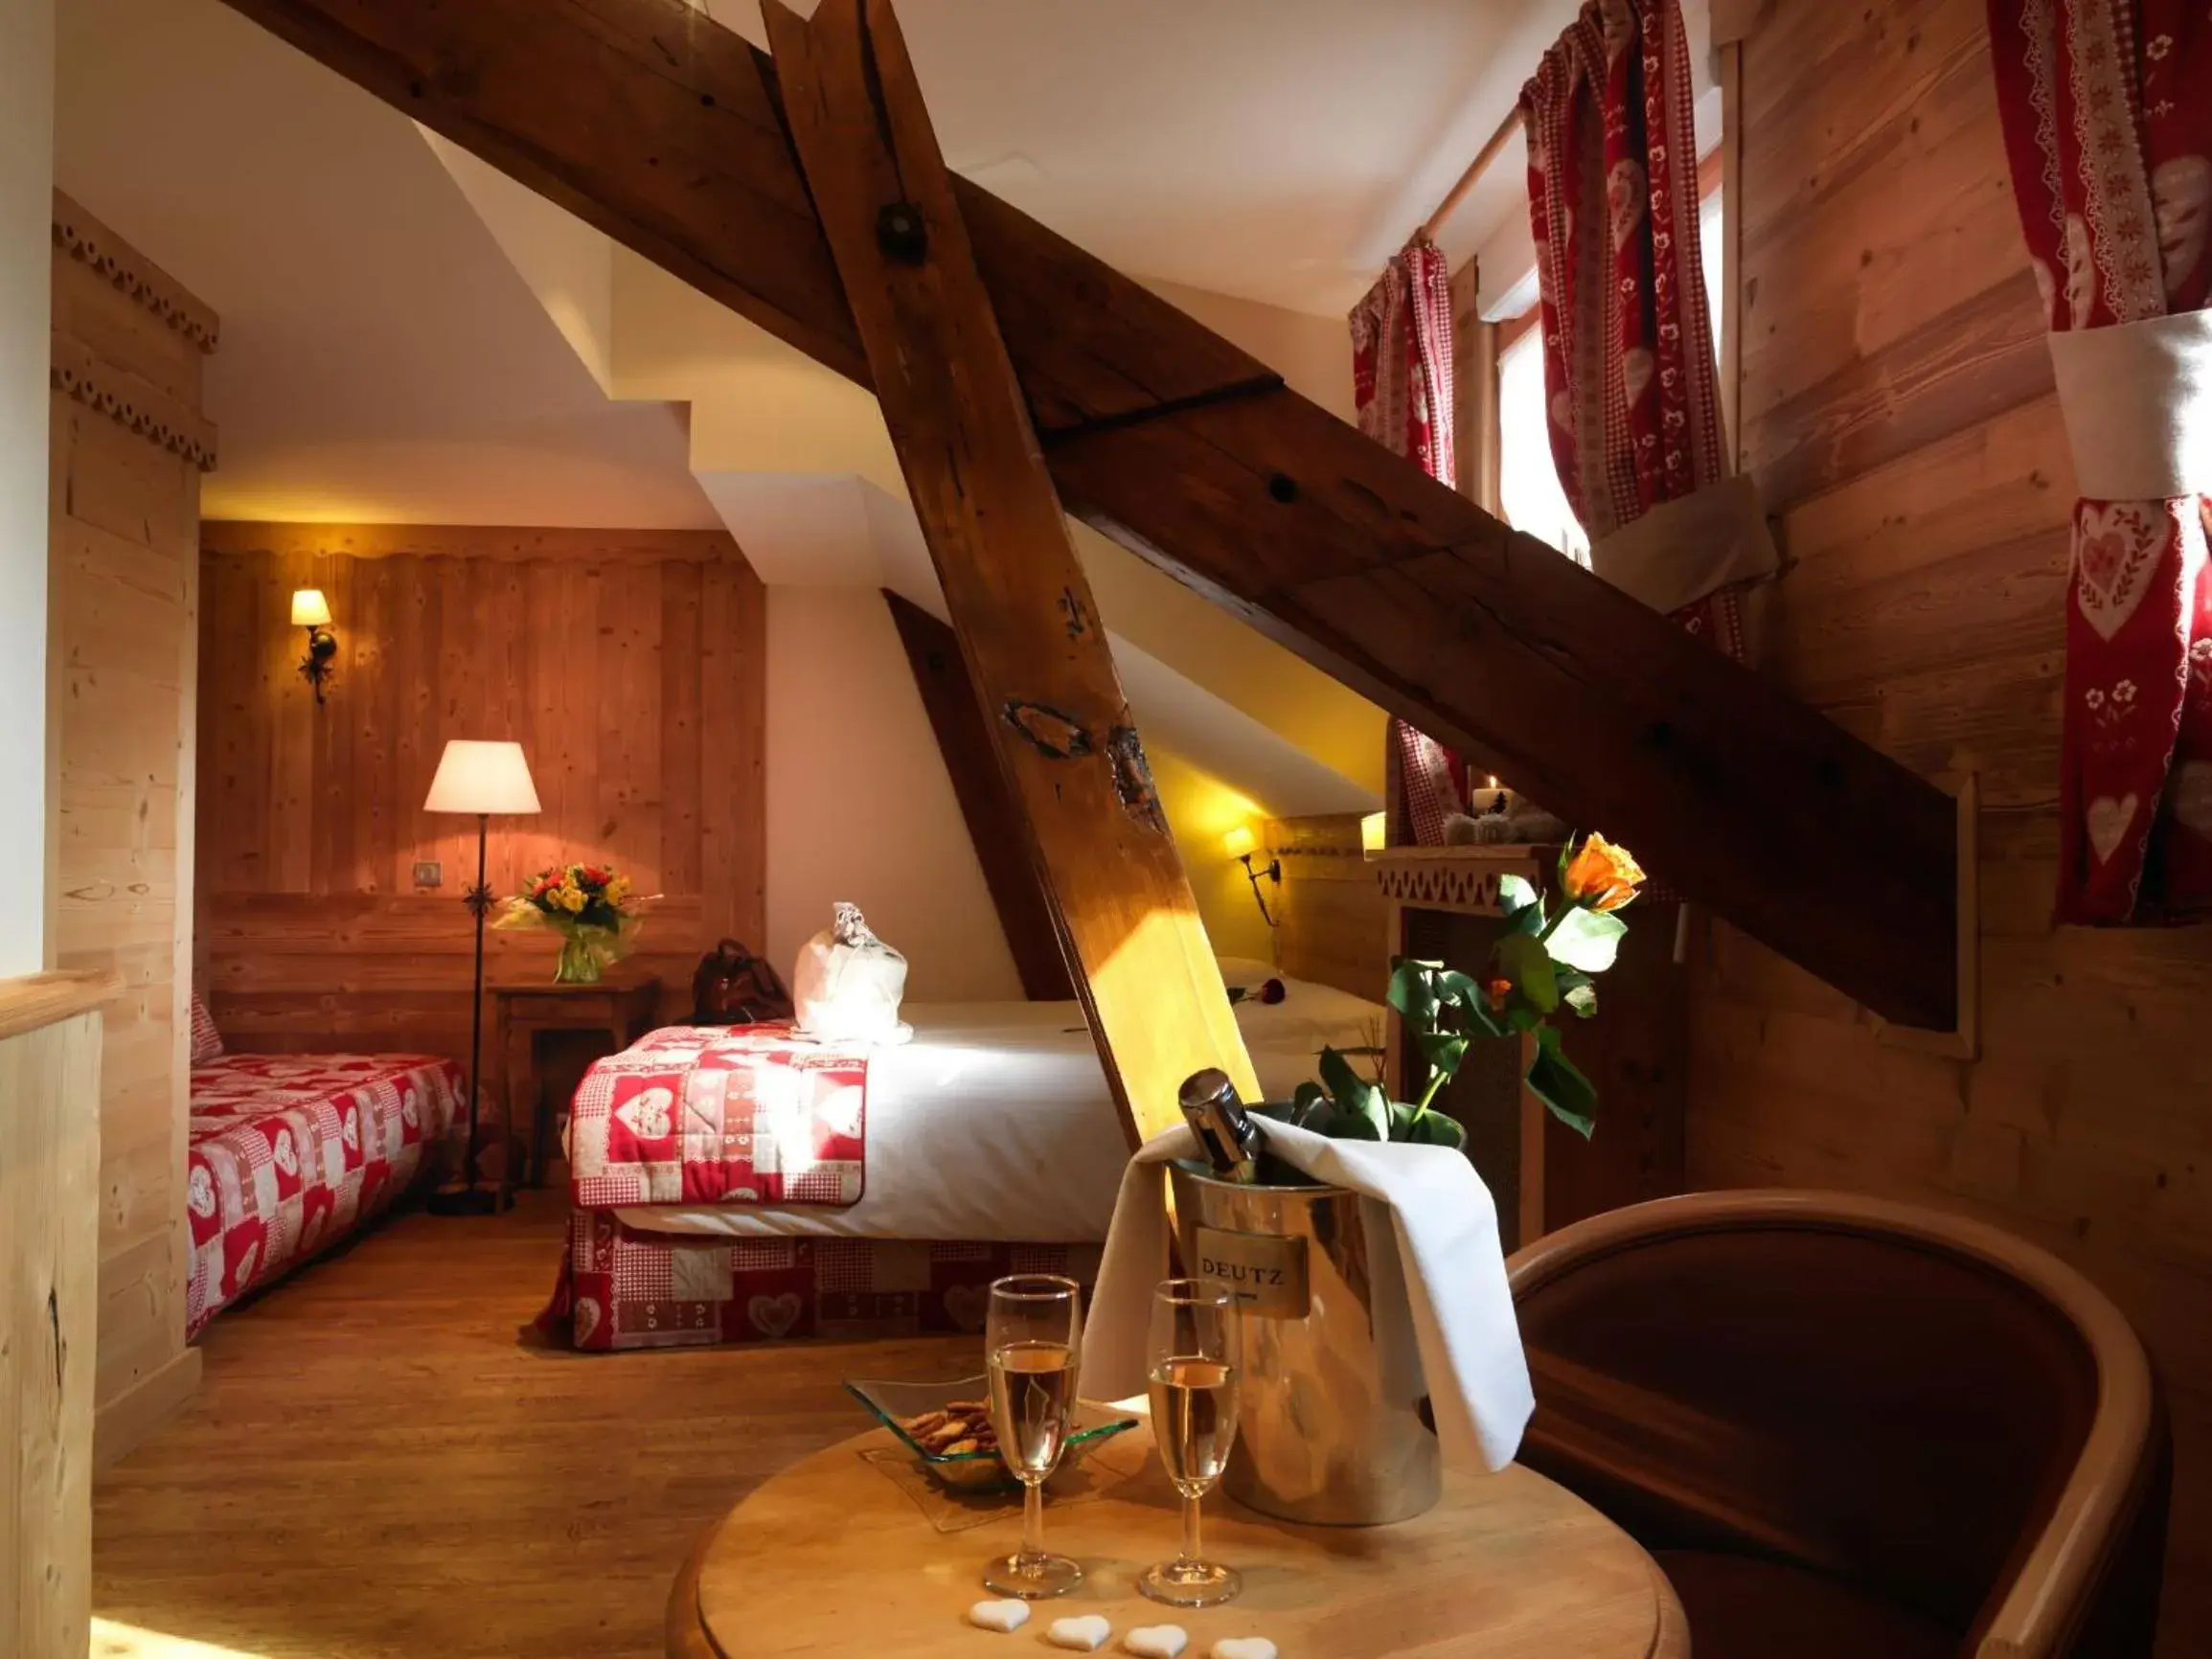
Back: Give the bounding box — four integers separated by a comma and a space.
493, 862, 649, 984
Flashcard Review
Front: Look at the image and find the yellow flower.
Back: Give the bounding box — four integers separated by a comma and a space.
1561, 832, 1646, 913
605, 876, 632, 908
559, 883, 587, 914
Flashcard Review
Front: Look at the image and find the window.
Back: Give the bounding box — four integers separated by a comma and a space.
1496, 325, 1588, 562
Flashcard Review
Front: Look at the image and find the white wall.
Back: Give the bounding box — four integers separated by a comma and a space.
765, 586, 1025, 1003
1, 0, 53, 975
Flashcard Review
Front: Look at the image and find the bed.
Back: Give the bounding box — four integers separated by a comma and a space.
186, 1017, 464, 1336
542, 966, 1384, 1351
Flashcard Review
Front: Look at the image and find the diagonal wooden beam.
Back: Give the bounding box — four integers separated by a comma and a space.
213, 0, 1959, 1031
763, 0, 1260, 1145
884, 589, 1074, 1004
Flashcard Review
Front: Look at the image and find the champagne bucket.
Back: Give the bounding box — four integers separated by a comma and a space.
1169, 1162, 1442, 1526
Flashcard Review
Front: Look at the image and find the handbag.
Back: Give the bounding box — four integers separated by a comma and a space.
689, 938, 793, 1026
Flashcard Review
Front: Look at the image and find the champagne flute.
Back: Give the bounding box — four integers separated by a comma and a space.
1140, 1278, 1243, 1607
982, 1274, 1084, 1599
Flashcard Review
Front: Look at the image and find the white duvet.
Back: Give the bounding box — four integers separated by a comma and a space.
615, 974, 1383, 1245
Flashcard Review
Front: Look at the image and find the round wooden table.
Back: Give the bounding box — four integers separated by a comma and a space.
667, 1424, 1687, 1658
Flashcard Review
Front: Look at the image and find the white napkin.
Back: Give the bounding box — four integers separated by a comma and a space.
1079, 1122, 1534, 1474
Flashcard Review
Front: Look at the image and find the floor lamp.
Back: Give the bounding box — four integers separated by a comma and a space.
423, 739, 541, 1216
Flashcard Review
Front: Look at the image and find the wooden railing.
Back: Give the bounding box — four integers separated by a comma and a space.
1, 969, 117, 1659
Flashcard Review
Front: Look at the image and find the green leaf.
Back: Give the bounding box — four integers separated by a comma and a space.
1414, 1030, 1470, 1083
1320, 1046, 1390, 1140
1495, 874, 1543, 934
1495, 934, 1560, 1013
1526, 1026, 1597, 1139
1402, 1108, 1469, 1151
1544, 906, 1628, 973
1562, 982, 1599, 1018
1386, 958, 1440, 1024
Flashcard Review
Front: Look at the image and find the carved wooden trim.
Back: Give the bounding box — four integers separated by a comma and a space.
52, 191, 220, 352
49, 335, 220, 471
1371, 846, 1549, 918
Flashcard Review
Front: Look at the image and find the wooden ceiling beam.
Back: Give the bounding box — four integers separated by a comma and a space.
212, 0, 1959, 1031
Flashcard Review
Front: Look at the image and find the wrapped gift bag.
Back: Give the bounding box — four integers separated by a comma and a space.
791, 903, 912, 1044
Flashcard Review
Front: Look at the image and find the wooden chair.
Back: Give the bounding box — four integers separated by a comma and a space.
1506, 1191, 2169, 1659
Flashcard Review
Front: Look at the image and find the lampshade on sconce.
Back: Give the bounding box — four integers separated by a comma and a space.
1360, 811, 1386, 854
1224, 822, 1281, 927
291, 589, 338, 703
423, 739, 543, 817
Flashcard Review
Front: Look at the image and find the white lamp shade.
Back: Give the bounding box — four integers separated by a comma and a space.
1360, 810, 1386, 853
423, 740, 541, 815
1222, 825, 1257, 860
290, 588, 333, 628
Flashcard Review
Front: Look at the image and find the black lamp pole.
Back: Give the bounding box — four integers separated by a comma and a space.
429, 811, 505, 1216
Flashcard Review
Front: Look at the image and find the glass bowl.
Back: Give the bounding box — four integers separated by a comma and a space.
845, 1375, 1138, 1490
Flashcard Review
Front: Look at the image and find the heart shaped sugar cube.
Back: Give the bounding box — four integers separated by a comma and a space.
1125, 1625, 1189, 1658
1047, 1614, 1114, 1651
1210, 1641, 1277, 1659
967, 1599, 1031, 1633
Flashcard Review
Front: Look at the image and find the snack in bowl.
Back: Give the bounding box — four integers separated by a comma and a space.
844, 1375, 1138, 1490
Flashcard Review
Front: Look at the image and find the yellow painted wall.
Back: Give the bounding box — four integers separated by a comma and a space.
1150, 746, 1276, 966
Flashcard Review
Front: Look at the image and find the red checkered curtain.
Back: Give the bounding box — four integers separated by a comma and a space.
1987, 0, 2212, 922
1520, 0, 1775, 663
1352, 234, 1466, 844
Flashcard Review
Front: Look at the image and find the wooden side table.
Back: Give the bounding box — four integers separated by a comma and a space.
668, 1422, 1686, 1657
491, 973, 662, 1191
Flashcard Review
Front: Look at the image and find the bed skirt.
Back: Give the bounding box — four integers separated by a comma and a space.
538, 1209, 1103, 1352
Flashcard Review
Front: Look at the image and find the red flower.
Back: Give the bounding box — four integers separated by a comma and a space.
1258, 978, 1287, 1005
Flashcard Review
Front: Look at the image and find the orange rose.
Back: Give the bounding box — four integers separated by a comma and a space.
1485, 977, 1514, 1013
1561, 832, 1645, 913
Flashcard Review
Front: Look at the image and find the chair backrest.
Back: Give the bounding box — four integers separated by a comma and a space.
1507, 1191, 2165, 1659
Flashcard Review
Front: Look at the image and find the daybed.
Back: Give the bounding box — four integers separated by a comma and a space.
541, 966, 1384, 1352
186, 996, 464, 1335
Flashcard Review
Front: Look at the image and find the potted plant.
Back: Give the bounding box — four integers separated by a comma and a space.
1274, 832, 1646, 1147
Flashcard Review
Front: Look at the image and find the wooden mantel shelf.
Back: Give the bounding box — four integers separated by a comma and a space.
211, 0, 1962, 1034
1369, 845, 1553, 919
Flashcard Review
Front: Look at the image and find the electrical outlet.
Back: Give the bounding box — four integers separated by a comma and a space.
413, 860, 443, 888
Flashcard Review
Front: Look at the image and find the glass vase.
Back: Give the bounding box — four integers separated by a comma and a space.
554, 934, 604, 985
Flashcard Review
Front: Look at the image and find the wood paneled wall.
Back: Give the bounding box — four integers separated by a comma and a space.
195, 523, 765, 1064
1262, 814, 1387, 1000
48, 192, 212, 1462
1694, 4, 2212, 1649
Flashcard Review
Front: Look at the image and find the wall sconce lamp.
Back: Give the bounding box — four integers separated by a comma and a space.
291, 589, 337, 704
1224, 824, 1280, 927
1360, 810, 1386, 855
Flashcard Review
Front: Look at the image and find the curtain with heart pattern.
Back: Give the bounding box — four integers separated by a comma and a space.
1520, 0, 1745, 658
1987, 0, 2212, 920
1351, 233, 1468, 846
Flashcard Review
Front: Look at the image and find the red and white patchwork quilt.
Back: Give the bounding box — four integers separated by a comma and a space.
541, 1211, 1101, 1352
187, 1053, 464, 1336
567, 1023, 868, 1210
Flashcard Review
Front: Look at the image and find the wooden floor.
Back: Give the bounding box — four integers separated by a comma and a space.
91, 1194, 974, 1658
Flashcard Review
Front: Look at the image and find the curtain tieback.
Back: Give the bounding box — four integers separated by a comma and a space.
1587, 473, 1781, 617
2047, 310, 2212, 501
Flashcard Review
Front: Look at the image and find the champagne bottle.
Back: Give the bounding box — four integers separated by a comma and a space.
1179, 1067, 1262, 1183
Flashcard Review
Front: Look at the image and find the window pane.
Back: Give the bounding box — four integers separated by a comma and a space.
1497, 327, 1589, 564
